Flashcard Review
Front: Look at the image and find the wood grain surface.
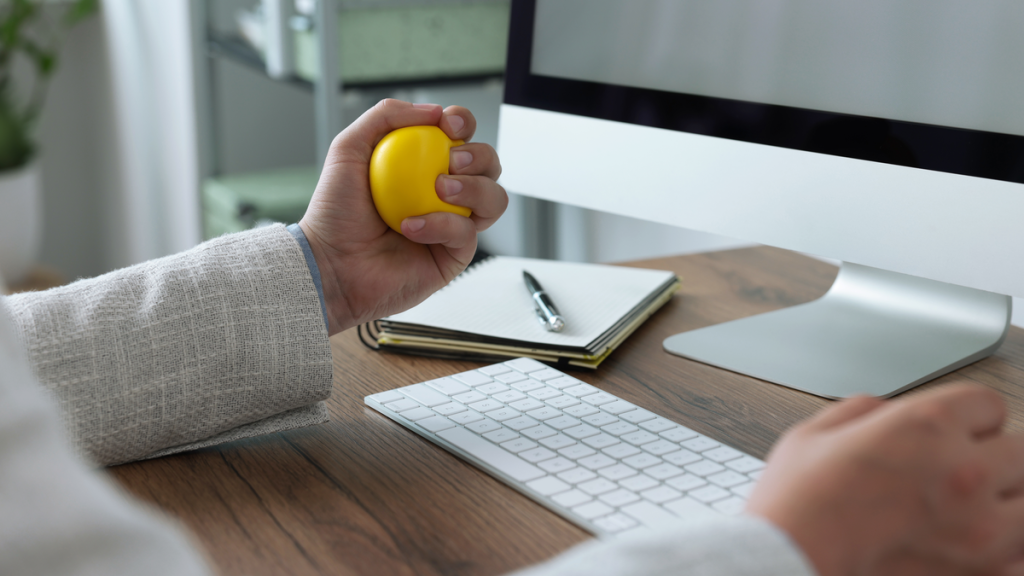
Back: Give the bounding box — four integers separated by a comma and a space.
109, 246, 1024, 575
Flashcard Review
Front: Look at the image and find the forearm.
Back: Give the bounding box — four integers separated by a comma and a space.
510, 516, 816, 576
2, 224, 333, 465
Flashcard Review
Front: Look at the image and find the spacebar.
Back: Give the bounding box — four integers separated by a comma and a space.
437, 427, 545, 482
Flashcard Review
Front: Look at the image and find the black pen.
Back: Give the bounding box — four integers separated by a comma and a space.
523, 270, 565, 332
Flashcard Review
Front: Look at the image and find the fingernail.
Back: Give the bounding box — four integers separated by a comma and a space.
404, 218, 426, 232
452, 150, 473, 170
441, 176, 463, 198
414, 102, 441, 111
446, 114, 465, 134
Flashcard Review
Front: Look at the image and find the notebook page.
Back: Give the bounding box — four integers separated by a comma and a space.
385, 257, 677, 348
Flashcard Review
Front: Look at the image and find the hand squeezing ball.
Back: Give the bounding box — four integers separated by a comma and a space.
369, 125, 471, 234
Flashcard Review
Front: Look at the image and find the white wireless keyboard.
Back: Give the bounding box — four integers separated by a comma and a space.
365, 358, 765, 537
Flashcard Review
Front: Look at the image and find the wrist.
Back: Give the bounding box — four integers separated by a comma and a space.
297, 219, 350, 336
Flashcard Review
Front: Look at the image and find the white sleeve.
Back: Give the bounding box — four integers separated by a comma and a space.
509, 516, 818, 576
0, 299, 211, 575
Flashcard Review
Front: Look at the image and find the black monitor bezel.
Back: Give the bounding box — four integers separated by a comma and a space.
504, 0, 1024, 186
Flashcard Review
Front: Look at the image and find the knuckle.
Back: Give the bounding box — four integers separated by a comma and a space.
947, 459, 990, 498
905, 401, 956, 434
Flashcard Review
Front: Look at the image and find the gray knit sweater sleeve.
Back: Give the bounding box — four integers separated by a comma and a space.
1, 224, 333, 466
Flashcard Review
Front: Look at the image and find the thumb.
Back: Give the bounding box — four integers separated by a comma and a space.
329, 99, 443, 165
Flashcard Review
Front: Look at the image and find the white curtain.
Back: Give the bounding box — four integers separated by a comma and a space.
100, 0, 202, 267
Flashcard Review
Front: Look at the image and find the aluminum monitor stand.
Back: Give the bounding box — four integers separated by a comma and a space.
664, 262, 1012, 399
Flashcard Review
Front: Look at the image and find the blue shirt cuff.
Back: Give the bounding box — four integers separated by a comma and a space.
287, 223, 329, 330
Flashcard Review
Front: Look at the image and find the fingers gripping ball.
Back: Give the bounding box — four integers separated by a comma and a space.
369, 125, 472, 234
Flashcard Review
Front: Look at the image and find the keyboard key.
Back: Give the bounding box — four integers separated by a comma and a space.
500, 438, 539, 453
547, 416, 582, 430
527, 387, 562, 400
558, 467, 597, 484
504, 357, 548, 373
582, 433, 620, 449
433, 402, 467, 416
511, 379, 544, 392
540, 434, 577, 450
641, 485, 682, 504
559, 445, 597, 460
663, 497, 718, 521
725, 456, 766, 474
578, 454, 617, 470
418, 416, 456, 432
520, 448, 557, 463
593, 513, 638, 533
401, 407, 436, 421
479, 364, 512, 376
493, 390, 528, 404
465, 418, 501, 434
400, 384, 451, 407
708, 470, 749, 488
600, 489, 641, 507
622, 453, 662, 469
666, 474, 707, 492
644, 463, 684, 480
704, 446, 744, 463
689, 485, 731, 503
449, 410, 484, 425
621, 431, 659, 446
538, 457, 576, 473
526, 406, 562, 421
640, 439, 680, 455
597, 464, 638, 481
662, 449, 702, 466
551, 489, 591, 507
602, 443, 641, 459
521, 425, 557, 440
686, 460, 727, 477
468, 399, 504, 413
530, 368, 565, 381
578, 478, 618, 495
426, 377, 471, 396
437, 427, 545, 482
564, 384, 601, 398
546, 376, 581, 389
505, 416, 541, 431
495, 371, 528, 384
582, 392, 618, 406
618, 474, 659, 492
682, 436, 721, 453
484, 428, 520, 443
620, 409, 658, 424
600, 400, 637, 415
452, 370, 492, 386
485, 407, 523, 422
546, 395, 580, 408
368, 390, 404, 404
385, 398, 420, 412
573, 501, 614, 519
620, 501, 679, 530
563, 404, 600, 418
713, 496, 747, 516
640, 418, 678, 433
601, 422, 639, 436
477, 382, 511, 395
660, 427, 700, 442
509, 398, 545, 412
526, 476, 571, 496
452, 391, 487, 405
582, 412, 619, 427
731, 481, 756, 498
564, 424, 601, 439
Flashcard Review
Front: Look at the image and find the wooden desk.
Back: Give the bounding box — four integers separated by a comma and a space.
109, 246, 1024, 576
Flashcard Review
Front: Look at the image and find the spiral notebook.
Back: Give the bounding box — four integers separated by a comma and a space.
366, 256, 680, 369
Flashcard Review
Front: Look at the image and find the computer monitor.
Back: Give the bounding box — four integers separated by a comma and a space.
496, 0, 1024, 398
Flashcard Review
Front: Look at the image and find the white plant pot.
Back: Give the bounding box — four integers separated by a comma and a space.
0, 160, 42, 285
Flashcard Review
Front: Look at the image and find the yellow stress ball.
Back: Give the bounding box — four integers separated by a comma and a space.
369, 125, 471, 234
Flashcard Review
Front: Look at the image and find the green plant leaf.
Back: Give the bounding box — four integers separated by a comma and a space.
65, 0, 99, 27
